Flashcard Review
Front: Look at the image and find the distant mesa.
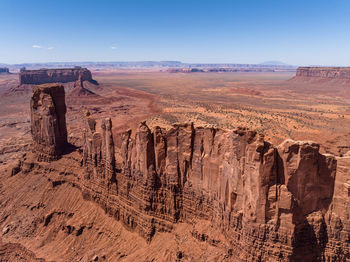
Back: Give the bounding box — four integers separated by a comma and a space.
0, 67, 10, 74
259, 60, 289, 66
296, 66, 350, 79
19, 67, 96, 85
1, 61, 298, 71
291, 66, 350, 82
7, 67, 99, 95
167, 65, 295, 73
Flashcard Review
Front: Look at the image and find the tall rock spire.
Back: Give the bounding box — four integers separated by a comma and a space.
30, 84, 67, 161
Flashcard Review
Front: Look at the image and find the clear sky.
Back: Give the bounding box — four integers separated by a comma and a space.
1, 0, 350, 65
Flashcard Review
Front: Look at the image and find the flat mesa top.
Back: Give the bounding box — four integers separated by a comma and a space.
21, 68, 87, 73
298, 67, 350, 70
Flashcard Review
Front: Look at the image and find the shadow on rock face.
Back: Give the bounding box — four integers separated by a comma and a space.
276, 141, 336, 261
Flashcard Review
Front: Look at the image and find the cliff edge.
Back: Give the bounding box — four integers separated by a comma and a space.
291, 67, 350, 82
2, 84, 350, 261
7, 67, 99, 95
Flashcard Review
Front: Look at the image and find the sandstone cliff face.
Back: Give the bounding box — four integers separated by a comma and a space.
26, 86, 350, 260
325, 157, 350, 260
69, 73, 98, 97
82, 109, 116, 186
79, 111, 350, 261
295, 67, 350, 80
30, 84, 67, 161
20, 68, 93, 85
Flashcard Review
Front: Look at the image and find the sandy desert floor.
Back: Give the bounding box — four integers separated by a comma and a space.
2, 70, 350, 260
2, 70, 350, 167
92, 71, 350, 155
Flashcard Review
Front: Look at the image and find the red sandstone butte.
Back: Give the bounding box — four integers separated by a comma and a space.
20, 67, 93, 85
6, 82, 350, 261
295, 67, 350, 80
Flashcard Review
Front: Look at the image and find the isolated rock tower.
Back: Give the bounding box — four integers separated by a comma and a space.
30, 84, 67, 161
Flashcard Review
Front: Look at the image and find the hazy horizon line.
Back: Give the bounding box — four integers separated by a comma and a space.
2, 60, 350, 68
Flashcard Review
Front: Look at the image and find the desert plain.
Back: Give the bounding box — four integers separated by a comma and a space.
1, 69, 350, 261
2, 70, 350, 166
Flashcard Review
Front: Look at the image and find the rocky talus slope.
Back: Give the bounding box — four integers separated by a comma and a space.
2, 84, 350, 261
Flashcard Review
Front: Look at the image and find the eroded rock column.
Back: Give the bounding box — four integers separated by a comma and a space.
30, 84, 67, 161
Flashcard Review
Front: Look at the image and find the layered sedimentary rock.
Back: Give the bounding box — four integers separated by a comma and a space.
7, 67, 98, 96
69, 73, 98, 97
26, 85, 350, 260
20, 67, 93, 85
82, 109, 115, 186
79, 110, 350, 261
0, 67, 9, 73
295, 67, 350, 80
30, 84, 67, 161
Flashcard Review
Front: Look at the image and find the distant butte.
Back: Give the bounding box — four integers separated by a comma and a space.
6, 67, 99, 95
68, 72, 99, 97
19, 67, 95, 85
292, 66, 350, 82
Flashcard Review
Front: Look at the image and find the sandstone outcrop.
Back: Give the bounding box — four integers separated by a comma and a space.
82, 109, 115, 186
20, 67, 94, 85
294, 67, 350, 80
7, 67, 99, 96
69, 73, 98, 97
23, 88, 350, 260
30, 84, 67, 161
78, 110, 350, 261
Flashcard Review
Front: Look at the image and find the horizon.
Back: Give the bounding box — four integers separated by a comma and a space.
2, 60, 348, 69
1, 0, 350, 66
1, 60, 297, 66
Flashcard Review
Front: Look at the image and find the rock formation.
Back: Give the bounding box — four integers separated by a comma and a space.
78, 110, 350, 261
20, 67, 94, 85
69, 73, 98, 97
23, 88, 350, 261
6, 67, 99, 96
82, 109, 115, 186
294, 67, 350, 80
30, 84, 67, 161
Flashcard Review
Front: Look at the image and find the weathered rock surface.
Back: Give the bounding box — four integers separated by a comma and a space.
69, 73, 98, 97
20, 67, 94, 85
6, 67, 99, 96
79, 110, 350, 261
294, 67, 350, 80
14, 88, 350, 261
30, 84, 67, 161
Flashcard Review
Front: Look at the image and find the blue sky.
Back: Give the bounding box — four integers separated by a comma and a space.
0, 0, 349, 65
